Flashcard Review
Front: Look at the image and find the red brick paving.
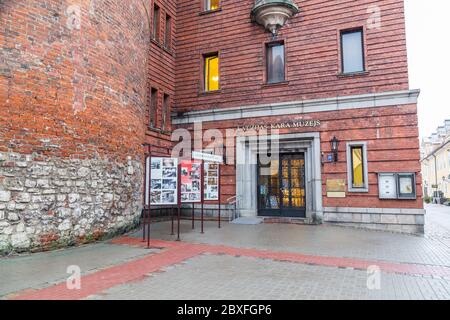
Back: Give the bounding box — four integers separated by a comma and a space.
11, 243, 202, 300
111, 236, 450, 278
11, 236, 450, 300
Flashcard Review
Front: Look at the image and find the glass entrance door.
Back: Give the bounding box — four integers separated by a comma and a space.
258, 153, 306, 217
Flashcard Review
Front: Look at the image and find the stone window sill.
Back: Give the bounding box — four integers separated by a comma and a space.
337, 71, 369, 78
151, 39, 174, 57
199, 89, 222, 96
262, 81, 289, 88
199, 8, 222, 16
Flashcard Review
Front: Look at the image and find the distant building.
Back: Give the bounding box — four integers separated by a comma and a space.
421, 120, 450, 199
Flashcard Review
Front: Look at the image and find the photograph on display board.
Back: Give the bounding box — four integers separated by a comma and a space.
180, 160, 202, 203
148, 157, 178, 205
204, 162, 219, 200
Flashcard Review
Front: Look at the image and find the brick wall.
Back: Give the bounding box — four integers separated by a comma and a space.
145, 0, 177, 154
178, 104, 423, 210
174, 0, 410, 113
0, 0, 152, 252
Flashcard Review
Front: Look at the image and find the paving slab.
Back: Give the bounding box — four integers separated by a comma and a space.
88, 254, 450, 300
0, 242, 154, 298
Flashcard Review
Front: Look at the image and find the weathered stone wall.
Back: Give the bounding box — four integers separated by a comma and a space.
0, 152, 143, 252
0, 0, 152, 253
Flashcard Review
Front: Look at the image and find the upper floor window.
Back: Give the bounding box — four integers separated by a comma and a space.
165, 14, 172, 49
162, 93, 170, 130
341, 29, 365, 74
205, 0, 220, 11
204, 53, 219, 92
266, 42, 285, 84
152, 4, 160, 41
149, 88, 158, 128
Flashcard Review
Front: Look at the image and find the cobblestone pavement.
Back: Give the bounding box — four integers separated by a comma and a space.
129, 205, 450, 267
89, 254, 450, 300
2, 204, 450, 300
425, 204, 450, 246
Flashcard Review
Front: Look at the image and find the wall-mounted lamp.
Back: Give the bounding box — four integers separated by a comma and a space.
330, 136, 340, 162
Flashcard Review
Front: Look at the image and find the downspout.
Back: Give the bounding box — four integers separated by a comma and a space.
433, 154, 438, 196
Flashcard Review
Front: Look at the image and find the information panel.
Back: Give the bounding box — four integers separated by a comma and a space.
378, 173, 397, 199
180, 160, 202, 203
149, 157, 178, 205
204, 162, 219, 201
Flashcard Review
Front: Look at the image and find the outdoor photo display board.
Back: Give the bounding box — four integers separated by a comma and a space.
180, 160, 202, 203
204, 162, 219, 200
149, 157, 178, 205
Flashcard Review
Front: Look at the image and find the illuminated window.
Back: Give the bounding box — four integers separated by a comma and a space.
351, 146, 364, 188
266, 42, 285, 83
149, 88, 157, 128
204, 54, 219, 92
341, 29, 365, 73
347, 142, 368, 192
205, 0, 220, 11
152, 4, 160, 41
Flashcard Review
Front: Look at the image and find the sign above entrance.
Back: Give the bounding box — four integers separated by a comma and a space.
192, 151, 223, 163
237, 120, 321, 132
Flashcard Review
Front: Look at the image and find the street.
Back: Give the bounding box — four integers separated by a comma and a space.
1, 204, 450, 300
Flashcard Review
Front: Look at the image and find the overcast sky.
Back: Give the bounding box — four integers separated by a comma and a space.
404, 0, 450, 139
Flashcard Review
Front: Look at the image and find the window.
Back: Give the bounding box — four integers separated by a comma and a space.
204, 53, 219, 92
266, 42, 285, 83
152, 4, 160, 41
346, 142, 369, 192
162, 93, 170, 130
205, 0, 220, 11
165, 14, 172, 49
149, 88, 158, 128
341, 29, 365, 74
351, 146, 364, 188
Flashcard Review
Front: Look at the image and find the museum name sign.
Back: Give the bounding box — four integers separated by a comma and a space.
238, 120, 321, 132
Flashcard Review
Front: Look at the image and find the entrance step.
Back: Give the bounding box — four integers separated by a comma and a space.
231, 217, 264, 225
262, 217, 308, 225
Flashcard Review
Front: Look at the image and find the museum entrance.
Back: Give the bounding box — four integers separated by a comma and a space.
257, 153, 306, 218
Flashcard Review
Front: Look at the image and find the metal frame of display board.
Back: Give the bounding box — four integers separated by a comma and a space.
179, 160, 203, 231
142, 145, 181, 248
142, 147, 224, 248
193, 152, 223, 231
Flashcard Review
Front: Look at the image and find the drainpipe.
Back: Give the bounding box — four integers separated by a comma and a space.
433, 154, 438, 201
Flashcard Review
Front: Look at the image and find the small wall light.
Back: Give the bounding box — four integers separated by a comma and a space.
330, 136, 340, 162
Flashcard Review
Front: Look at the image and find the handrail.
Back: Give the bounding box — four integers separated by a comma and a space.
226, 195, 241, 221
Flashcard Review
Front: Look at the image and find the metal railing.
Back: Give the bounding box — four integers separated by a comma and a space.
226, 195, 241, 222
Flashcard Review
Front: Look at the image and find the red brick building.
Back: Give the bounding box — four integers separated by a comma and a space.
0, 0, 423, 252
169, 0, 423, 233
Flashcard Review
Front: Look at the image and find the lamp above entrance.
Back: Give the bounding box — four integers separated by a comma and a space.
251, 0, 300, 36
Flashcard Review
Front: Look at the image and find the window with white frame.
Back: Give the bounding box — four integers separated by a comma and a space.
346, 142, 369, 192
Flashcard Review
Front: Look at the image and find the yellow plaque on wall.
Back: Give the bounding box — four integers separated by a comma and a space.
327, 191, 346, 198
326, 179, 346, 192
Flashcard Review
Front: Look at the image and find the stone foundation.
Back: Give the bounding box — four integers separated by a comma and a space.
0, 152, 143, 253
323, 207, 425, 234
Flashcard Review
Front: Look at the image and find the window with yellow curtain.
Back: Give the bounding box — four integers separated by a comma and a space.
205, 0, 220, 11
351, 146, 364, 188
205, 54, 219, 92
